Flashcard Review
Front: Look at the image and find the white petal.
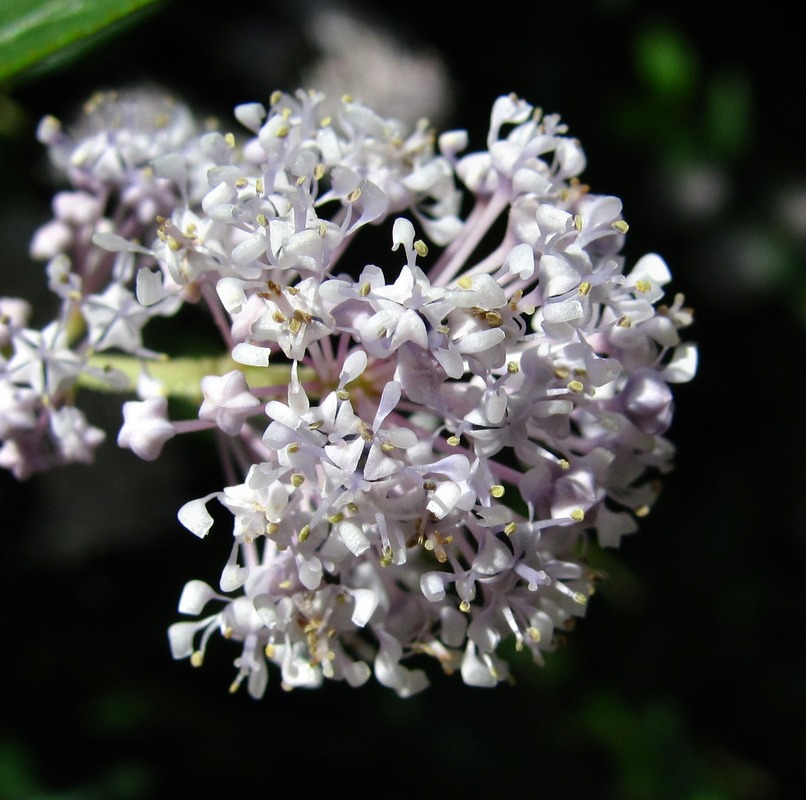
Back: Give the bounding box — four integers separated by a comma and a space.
177, 493, 219, 538
661, 342, 698, 383
232, 342, 270, 367
297, 554, 322, 590
427, 480, 461, 519
220, 544, 249, 592
136, 268, 168, 306
337, 519, 371, 556
456, 327, 505, 354
460, 642, 498, 687
234, 102, 266, 132
232, 234, 267, 265
420, 571, 451, 602
542, 299, 584, 323
178, 580, 222, 615
392, 217, 416, 251
168, 620, 208, 659
504, 242, 535, 280
349, 588, 379, 627
340, 350, 368, 384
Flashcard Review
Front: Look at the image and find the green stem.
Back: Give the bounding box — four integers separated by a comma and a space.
79, 353, 306, 402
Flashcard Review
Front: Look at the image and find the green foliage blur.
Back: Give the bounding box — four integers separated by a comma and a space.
1, 1, 804, 799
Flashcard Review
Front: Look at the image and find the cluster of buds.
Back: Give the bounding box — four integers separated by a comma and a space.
0, 88, 696, 695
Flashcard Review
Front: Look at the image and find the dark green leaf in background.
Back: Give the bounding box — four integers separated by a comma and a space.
0, 0, 162, 84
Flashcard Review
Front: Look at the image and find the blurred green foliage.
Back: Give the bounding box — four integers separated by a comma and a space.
0, 0, 161, 85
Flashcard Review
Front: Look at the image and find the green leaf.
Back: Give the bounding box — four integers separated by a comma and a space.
0, 0, 162, 84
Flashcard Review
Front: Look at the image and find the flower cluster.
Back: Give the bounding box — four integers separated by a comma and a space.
1, 88, 696, 695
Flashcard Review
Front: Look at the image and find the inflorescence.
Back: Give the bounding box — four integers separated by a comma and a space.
0, 88, 697, 696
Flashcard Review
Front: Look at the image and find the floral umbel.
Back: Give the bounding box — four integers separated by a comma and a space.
1, 88, 697, 696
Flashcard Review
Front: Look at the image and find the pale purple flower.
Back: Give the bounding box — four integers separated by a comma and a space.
3, 87, 698, 697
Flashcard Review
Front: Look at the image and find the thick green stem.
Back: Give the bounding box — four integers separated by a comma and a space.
79, 353, 307, 402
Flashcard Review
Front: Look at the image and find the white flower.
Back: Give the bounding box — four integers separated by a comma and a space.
198, 370, 260, 436
117, 397, 176, 461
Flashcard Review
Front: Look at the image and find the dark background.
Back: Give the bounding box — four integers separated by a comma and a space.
1, 1, 804, 798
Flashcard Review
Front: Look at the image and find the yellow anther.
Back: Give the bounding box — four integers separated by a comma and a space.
558, 458, 571, 470
446, 435, 460, 446
327, 512, 344, 525
341, 94, 353, 103
290, 473, 305, 488
224, 132, 236, 148
278, 579, 292, 589
255, 178, 264, 194
336, 389, 349, 400
634, 505, 651, 517
507, 361, 519, 374
485, 310, 503, 327
616, 315, 632, 328
635, 280, 651, 294
570, 508, 585, 522
190, 651, 204, 668
423, 539, 435, 551
573, 592, 588, 605
612, 219, 629, 234
554, 366, 570, 379
256, 213, 269, 227
287, 442, 300, 453
275, 124, 290, 138
527, 626, 541, 642
235, 177, 248, 188
490, 484, 505, 498
346, 187, 362, 203
314, 163, 326, 180
319, 222, 328, 238
222, 626, 233, 639
457, 276, 473, 290
567, 379, 584, 394
359, 282, 371, 297
578, 281, 592, 295
573, 214, 583, 231
459, 600, 471, 613
414, 239, 429, 258
272, 311, 287, 324
381, 441, 395, 453
266, 522, 279, 535
296, 175, 306, 186
319, 116, 332, 128
270, 90, 283, 105
298, 525, 310, 543
504, 522, 518, 536
167, 236, 182, 252
265, 643, 276, 658
228, 679, 241, 694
